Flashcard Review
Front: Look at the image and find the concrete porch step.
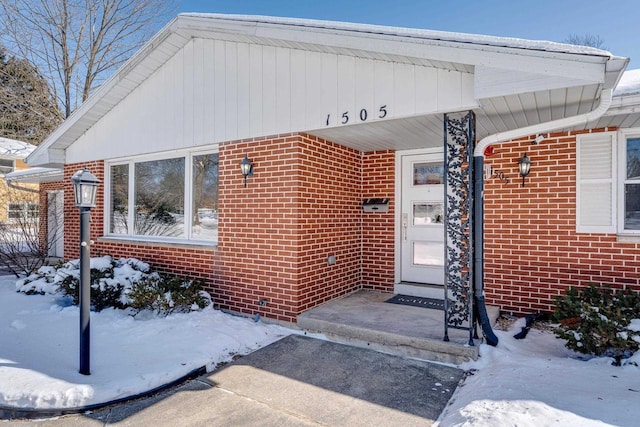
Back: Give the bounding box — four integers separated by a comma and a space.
297, 290, 500, 365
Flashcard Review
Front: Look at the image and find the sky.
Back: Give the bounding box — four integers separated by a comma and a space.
2, 269, 639, 425
178, 0, 640, 70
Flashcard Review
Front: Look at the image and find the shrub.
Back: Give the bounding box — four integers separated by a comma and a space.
554, 284, 640, 365
127, 274, 210, 316
15, 255, 210, 316
58, 261, 126, 311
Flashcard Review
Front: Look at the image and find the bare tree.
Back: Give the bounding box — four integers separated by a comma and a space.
0, 0, 176, 118
564, 34, 607, 50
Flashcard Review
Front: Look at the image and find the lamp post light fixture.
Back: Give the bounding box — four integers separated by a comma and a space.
70, 168, 100, 375
517, 152, 532, 187
240, 155, 253, 188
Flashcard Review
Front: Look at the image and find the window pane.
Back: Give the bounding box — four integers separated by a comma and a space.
627, 138, 640, 180
0, 159, 14, 175
413, 203, 444, 225
625, 183, 640, 230
134, 158, 185, 237
192, 153, 219, 240
110, 164, 129, 234
413, 241, 444, 266
413, 162, 444, 185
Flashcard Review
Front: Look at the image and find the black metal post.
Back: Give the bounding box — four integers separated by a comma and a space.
79, 206, 91, 375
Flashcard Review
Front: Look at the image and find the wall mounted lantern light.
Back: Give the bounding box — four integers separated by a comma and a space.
70, 168, 100, 375
517, 153, 532, 187
240, 155, 253, 188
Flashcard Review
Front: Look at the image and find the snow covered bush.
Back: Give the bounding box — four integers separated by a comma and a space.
554, 284, 640, 366
15, 255, 210, 316
127, 275, 210, 316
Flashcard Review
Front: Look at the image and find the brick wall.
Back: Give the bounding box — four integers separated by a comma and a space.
217, 133, 362, 322
60, 137, 397, 323
361, 150, 395, 292
63, 162, 105, 260
484, 129, 640, 315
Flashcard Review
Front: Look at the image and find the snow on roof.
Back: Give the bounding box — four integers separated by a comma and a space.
614, 69, 640, 96
0, 137, 36, 160
182, 13, 614, 58
4, 166, 63, 183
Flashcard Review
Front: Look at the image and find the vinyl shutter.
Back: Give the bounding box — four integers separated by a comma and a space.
576, 132, 616, 233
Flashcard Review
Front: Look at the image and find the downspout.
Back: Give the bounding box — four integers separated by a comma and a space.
472, 88, 613, 346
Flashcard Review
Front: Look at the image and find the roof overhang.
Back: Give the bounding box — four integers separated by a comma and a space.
27, 14, 628, 166
4, 167, 64, 184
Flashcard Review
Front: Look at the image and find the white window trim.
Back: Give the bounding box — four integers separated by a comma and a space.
618, 128, 640, 236
7, 201, 39, 220
576, 131, 617, 234
104, 147, 219, 246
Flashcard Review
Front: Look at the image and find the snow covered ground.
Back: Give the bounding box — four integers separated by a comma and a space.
0, 275, 290, 409
439, 319, 640, 427
1, 274, 639, 425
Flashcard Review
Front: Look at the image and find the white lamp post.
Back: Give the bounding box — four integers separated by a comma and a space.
70, 168, 100, 375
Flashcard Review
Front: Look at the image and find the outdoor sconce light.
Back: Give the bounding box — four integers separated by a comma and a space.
70, 168, 100, 375
240, 155, 253, 188
517, 153, 532, 187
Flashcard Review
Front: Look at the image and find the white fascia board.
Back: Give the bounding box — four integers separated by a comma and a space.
5, 167, 63, 184
603, 93, 640, 116
246, 24, 607, 82
25, 147, 65, 168
474, 66, 598, 99
180, 14, 609, 82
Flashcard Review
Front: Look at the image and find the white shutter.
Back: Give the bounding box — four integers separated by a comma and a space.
576, 132, 617, 233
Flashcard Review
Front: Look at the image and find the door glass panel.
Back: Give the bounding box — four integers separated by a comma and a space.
413, 162, 444, 186
413, 241, 445, 266
413, 203, 444, 225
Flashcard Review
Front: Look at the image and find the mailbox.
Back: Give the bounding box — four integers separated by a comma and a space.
362, 198, 389, 213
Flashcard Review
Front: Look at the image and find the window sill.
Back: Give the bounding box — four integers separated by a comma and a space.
98, 236, 217, 251
617, 234, 640, 244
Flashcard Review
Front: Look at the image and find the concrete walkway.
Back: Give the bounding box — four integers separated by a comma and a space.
6, 335, 464, 426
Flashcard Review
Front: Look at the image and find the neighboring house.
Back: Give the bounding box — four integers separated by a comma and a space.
4, 166, 64, 258
0, 137, 39, 224
24, 14, 639, 328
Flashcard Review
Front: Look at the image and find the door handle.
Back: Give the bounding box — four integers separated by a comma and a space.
402, 213, 408, 241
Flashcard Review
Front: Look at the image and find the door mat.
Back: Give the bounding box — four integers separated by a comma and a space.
386, 294, 445, 310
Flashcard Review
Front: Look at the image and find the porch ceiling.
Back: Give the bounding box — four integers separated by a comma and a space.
308, 84, 608, 152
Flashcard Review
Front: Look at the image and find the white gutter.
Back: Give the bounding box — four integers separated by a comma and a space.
473, 88, 614, 157
4, 167, 64, 184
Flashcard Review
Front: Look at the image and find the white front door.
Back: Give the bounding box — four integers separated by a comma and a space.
47, 191, 64, 257
399, 150, 445, 285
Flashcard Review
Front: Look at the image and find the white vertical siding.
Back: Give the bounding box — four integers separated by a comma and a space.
67, 38, 474, 163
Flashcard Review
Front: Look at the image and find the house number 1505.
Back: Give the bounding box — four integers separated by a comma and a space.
325, 105, 388, 126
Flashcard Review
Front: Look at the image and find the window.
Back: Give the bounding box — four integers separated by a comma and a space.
106, 150, 218, 243
622, 135, 640, 232
576, 129, 640, 235
7, 202, 39, 220
0, 159, 15, 175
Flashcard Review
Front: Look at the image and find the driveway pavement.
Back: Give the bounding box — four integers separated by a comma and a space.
4, 335, 464, 426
